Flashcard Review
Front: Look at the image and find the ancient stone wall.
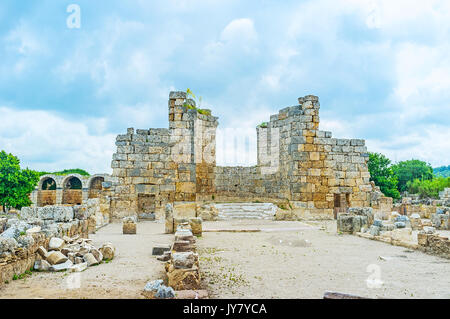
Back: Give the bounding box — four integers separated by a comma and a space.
108, 91, 374, 220
30, 174, 110, 207
109, 92, 218, 219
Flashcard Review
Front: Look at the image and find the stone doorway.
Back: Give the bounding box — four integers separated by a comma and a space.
62, 176, 83, 205
333, 193, 349, 219
37, 177, 57, 207
138, 194, 156, 219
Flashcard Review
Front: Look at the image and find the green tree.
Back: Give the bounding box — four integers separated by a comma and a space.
407, 177, 450, 199
391, 159, 433, 193
367, 152, 400, 199
0, 151, 39, 212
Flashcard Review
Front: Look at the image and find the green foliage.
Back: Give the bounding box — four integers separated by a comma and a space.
407, 177, 450, 199
38, 168, 90, 177
258, 122, 268, 128
391, 160, 433, 192
367, 152, 400, 199
434, 165, 450, 178
0, 151, 40, 211
184, 88, 211, 116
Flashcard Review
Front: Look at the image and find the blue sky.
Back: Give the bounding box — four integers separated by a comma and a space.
0, 0, 449, 173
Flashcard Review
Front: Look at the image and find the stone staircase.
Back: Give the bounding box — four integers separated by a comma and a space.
215, 203, 277, 220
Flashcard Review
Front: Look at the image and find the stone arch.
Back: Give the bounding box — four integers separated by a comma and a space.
62, 175, 83, 205
88, 175, 105, 199
37, 176, 57, 206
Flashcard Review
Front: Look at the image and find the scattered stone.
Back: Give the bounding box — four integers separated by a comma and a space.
123, 216, 137, 234
157, 251, 171, 261
369, 225, 380, 236
37, 246, 48, 258
373, 219, 383, 227
90, 248, 103, 263
423, 226, 436, 234
152, 245, 171, 256
172, 240, 195, 252
143, 279, 176, 299
70, 262, 87, 272
172, 252, 196, 269
47, 251, 68, 265
99, 243, 115, 260
49, 259, 73, 272
26, 226, 41, 235
34, 259, 51, 271
394, 222, 406, 229
83, 253, 99, 266
167, 267, 200, 290
48, 237, 65, 251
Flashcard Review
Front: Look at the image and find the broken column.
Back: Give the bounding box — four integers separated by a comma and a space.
165, 203, 174, 234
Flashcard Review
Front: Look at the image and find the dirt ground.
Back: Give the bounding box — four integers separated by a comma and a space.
0, 221, 171, 299
198, 220, 450, 299
0, 219, 449, 299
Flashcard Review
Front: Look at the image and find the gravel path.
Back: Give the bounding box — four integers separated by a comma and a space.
198, 220, 450, 299
0, 221, 171, 299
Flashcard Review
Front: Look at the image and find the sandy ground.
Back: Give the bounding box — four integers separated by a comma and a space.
198, 220, 450, 299
1, 219, 449, 299
0, 221, 172, 299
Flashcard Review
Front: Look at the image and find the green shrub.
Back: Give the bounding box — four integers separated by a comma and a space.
407, 177, 450, 199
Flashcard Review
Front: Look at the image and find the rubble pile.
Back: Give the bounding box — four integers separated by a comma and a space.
164, 222, 201, 291
0, 205, 113, 284
33, 235, 115, 272
431, 208, 449, 230
144, 222, 207, 299
336, 207, 374, 234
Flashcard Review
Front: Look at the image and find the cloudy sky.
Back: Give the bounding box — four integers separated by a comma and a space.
0, 0, 449, 173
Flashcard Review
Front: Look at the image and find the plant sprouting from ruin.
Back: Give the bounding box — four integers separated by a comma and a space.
184, 88, 211, 116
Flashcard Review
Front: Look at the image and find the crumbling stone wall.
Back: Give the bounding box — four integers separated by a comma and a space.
0, 206, 91, 285
108, 92, 374, 220
418, 232, 450, 259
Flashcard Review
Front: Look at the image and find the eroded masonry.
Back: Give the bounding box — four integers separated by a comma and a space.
103, 91, 376, 220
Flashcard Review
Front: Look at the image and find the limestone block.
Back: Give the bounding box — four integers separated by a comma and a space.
70, 262, 87, 272
337, 214, 353, 233
83, 253, 99, 266
152, 245, 171, 256
90, 248, 103, 263
99, 243, 115, 260
167, 266, 201, 291
123, 222, 136, 234
172, 252, 196, 269
172, 240, 195, 252
48, 237, 65, 251
34, 259, 51, 271
50, 259, 73, 272
189, 218, 202, 236
47, 251, 68, 265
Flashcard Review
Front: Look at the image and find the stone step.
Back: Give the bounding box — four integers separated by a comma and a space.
215, 202, 277, 220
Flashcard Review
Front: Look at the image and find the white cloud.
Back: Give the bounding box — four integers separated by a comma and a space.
220, 18, 257, 44
0, 107, 115, 173
203, 18, 258, 63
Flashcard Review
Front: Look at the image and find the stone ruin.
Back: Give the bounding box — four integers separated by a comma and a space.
30, 174, 110, 207
105, 91, 376, 221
